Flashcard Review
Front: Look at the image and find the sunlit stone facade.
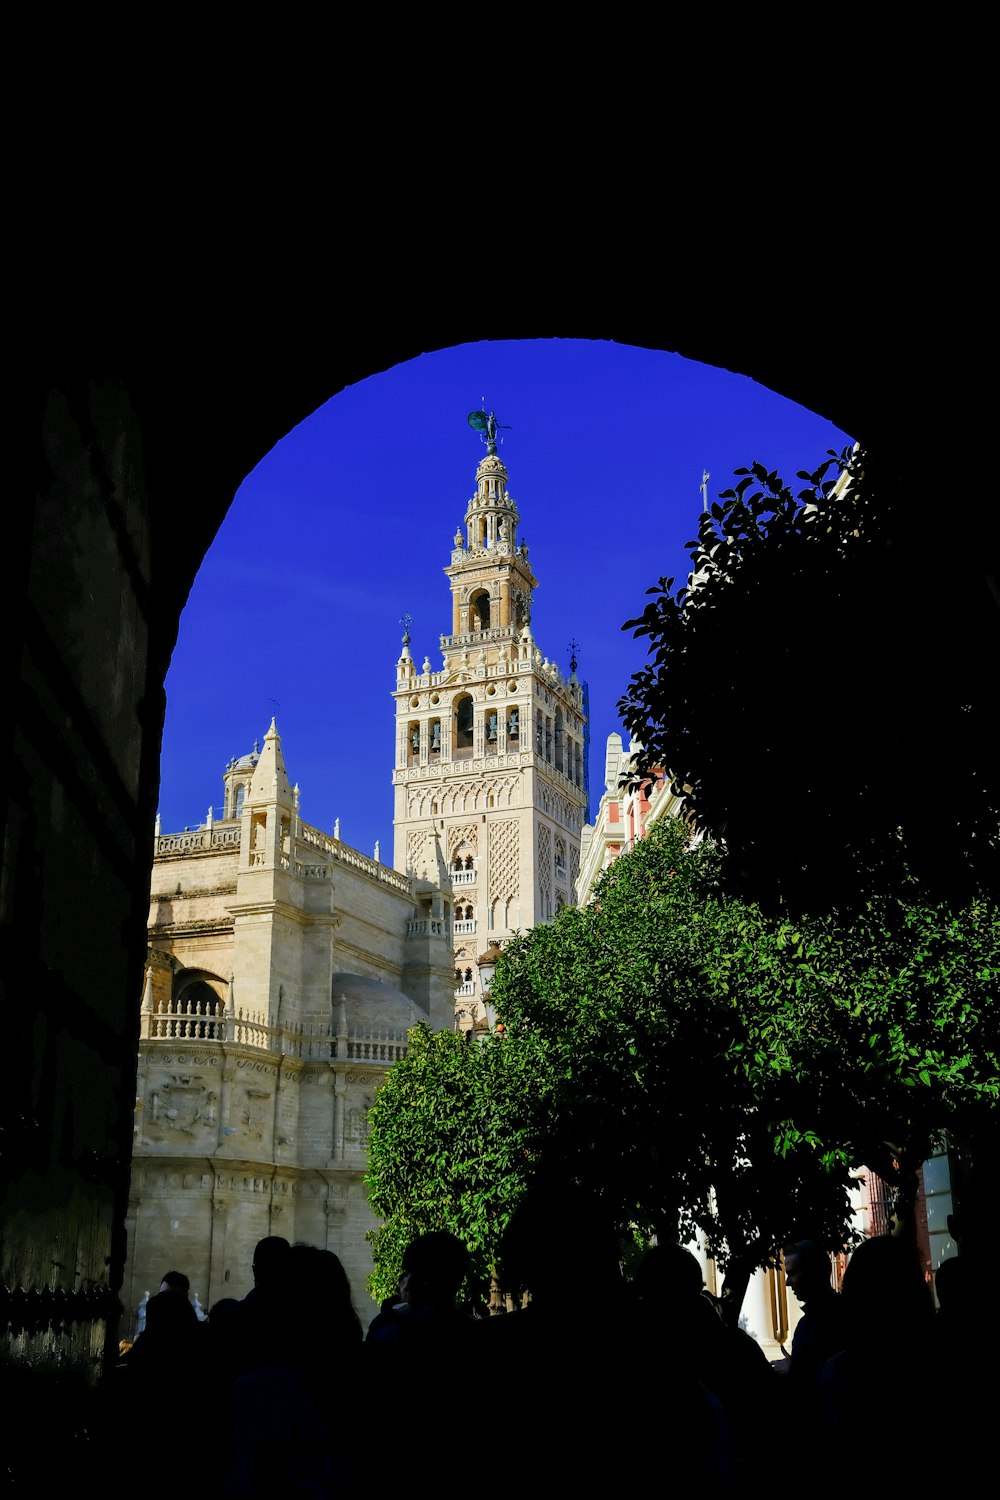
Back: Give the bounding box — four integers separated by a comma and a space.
392, 427, 588, 1029
125, 421, 588, 1330
125, 721, 454, 1328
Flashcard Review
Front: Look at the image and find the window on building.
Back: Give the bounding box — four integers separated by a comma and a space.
455, 696, 474, 749
471, 591, 491, 631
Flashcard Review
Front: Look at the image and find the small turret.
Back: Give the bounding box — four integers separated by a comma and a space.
241, 719, 295, 871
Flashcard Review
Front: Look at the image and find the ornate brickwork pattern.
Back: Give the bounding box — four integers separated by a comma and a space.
570, 844, 580, 891
406, 830, 425, 874
539, 782, 584, 829
489, 820, 519, 902
537, 824, 551, 902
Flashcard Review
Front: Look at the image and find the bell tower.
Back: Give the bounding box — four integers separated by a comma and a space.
392, 411, 588, 1029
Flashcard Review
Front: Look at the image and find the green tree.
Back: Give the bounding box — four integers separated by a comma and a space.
364, 1021, 554, 1303
366, 447, 1000, 1318
489, 819, 999, 1319
617, 447, 1000, 913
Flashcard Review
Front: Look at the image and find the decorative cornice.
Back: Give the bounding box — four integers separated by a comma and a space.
151, 883, 238, 901
147, 918, 235, 938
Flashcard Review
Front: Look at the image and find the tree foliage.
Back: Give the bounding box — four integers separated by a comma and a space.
366, 819, 999, 1316
364, 1022, 553, 1303
366, 444, 999, 1313
617, 446, 1000, 913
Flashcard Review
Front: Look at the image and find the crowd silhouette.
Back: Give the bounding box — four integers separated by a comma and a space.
96, 1200, 985, 1499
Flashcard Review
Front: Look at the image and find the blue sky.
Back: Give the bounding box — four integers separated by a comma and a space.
157, 338, 854, 857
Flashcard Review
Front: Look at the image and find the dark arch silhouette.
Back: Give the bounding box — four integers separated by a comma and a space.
6, 254, 992, 1487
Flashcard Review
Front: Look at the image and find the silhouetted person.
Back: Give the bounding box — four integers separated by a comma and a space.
482, 1185, 736, 1495
230, 1233, 292, 1376
631, 1243, 774, 1481
366, 1230, 475, 1387
227, 1243, 364, 1498
104, 1290, 209, 1495
777, 1239, 849, 1471
159, 1268, 191, 1298
116, 1285, 203, 1374
245, 1234, 292, 1305
820, 1234, 937, 1490
364, 1275, 410, 1342
783, 1240, 848, 1389
931, 1252, 989, 1472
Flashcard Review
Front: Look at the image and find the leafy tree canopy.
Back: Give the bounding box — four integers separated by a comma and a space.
366, 819, 999, 1317
617, 447, 1000, 914
364, 1021, 554, 1304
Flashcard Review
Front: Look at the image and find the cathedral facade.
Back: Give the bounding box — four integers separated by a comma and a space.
125, 420, 585, 1323
125, 720, 455, 1328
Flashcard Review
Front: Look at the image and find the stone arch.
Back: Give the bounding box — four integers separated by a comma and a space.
12, 298, 950, 1423
166, 969, 225, 1038
171, 969, 225, 1010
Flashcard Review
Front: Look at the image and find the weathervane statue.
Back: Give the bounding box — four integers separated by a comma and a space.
467, 404, 512, 455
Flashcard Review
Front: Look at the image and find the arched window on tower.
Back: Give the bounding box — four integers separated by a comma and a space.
471, 590, 490, 632
234, 784, 246, 819
455, 695, 474, 753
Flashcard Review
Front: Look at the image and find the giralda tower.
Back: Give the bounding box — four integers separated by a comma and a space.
391, 411, 588, 1028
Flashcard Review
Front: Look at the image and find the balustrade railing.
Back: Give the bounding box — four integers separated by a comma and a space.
298, 820, 411, 893
340, 1034, 409, 1063
439, 624, 518, 651
156, 821, 242, 856
453, 919, 476, 935
156, 816, 411, 895
406, 918, 445, 937
450, 868, 476, 886
145, 1004, 412, 1063
148, 1012, 225, 1040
